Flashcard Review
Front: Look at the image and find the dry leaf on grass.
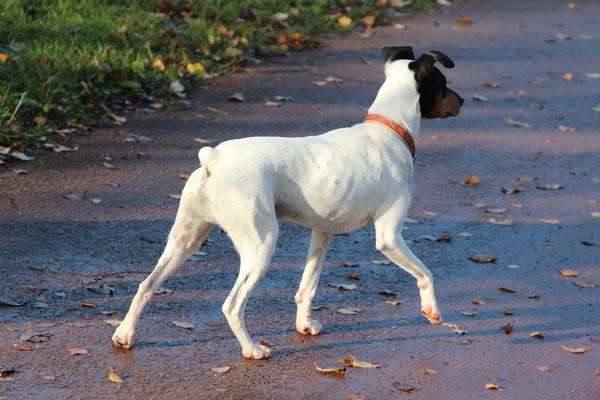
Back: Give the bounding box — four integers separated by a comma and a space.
469, 254, 497, 263
485, 383, 502, 391
561, 346, 591, 354
314, 362, 346, 375
108, 370, 123, 383
557, 269, 579, 277
339, 356, 380, 369
337, 16, 352, 28
172, 321, 194, 330
210, 366, 231, 373
69, 348, 88, 355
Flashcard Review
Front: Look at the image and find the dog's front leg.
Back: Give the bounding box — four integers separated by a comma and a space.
295, 229, 331, 335
375, 216, 442, 325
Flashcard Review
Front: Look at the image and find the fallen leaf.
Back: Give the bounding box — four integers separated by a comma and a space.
557, 124, 576, 132
538, 365, 552, 371
503, 310, 513, 316
384, 300, 406, 306
581, 241, 599, 246
172, 321, 194, 329
393, 382, 418, 393
481, 81, 500, 88
0, 53, 9, 63
186, 63, 205, 75
562, 72, 573, 81
326, 76, 343, 83
471, 94, 487, 101
360, 15, 375, 28
537, 218, 560, 225
152, 59, 165, 71
339, 356, 380, 368
258, 339, 272, 348
169, 80, 185, 97
505, 117, 533, 128
561, 346, 591, 354
338, 16, 352, 28
500, 323, 513, 335
485, 383, 502, 391
264, 100, 280, 107
567, 2, 576, 9
485, 208, 507, 214
104, 319, 122, 327
329, 283, 357, 291
488, 218, 515, 226
446, 360, 460, 367
0, 368, 16, 377
437, 233, 453, 242
194, 137, 213, 144
10, 152, 35, 161
573, 280, 598, 288
314, 362, 346, 375
589, 212, 600, 218
80, 301, 96, 308
348, 274, 360, 280
336, 307, 362, 315
461, 311, 477, 317
313, 81, 327, 86
586, 73, 600, 79
530, 331, 544, 340
90, 198, 102, 204
469, 254, 497, 263
501, 187, 522, 194
228, 92, 244, 102
166, 193, 181, 200
557, 269, 579, 277
64, 193, 84, 201
210, 366, 231, 373
378, 290, 397, 297
102, 161, 117, 169
499, 287, 516, 293
456, 17, 473, 25
536, 183, 564, 190
595, 368, 600, 376
108, 370, 123, 383
420, 367, 437, 375
44, 143, 74, 153
464, 175, 480, 186
442, 322, 468, 335
69, 348, 88, 355
507, 264, 521, 269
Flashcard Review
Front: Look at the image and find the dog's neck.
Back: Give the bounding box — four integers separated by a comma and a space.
367, 61, 422, 142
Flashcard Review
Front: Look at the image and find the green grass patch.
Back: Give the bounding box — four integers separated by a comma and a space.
0, 0, 434, 153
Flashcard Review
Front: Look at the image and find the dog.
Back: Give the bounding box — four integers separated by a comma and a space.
112, 46, 463, 359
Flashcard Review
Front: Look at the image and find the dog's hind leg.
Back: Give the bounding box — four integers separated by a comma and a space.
220, 212, 279, 359
113, 172, 213, 348
375, 209, 442, 325
295, 229, 331, 335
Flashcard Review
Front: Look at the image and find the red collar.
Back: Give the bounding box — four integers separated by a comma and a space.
364, 114, 416, 159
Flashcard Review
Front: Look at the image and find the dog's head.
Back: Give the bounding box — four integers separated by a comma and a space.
382, 46, 463, 119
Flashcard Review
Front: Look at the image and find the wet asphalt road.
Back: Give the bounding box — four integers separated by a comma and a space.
1, 0, 599, 399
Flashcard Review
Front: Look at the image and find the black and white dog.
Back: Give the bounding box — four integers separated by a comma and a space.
113, 46, 463, 359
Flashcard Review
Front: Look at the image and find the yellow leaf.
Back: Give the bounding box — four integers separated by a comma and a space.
484, 383, 501, 391
464, 175, 480, 185
562, 72, 573, 81
240, 37, 249, 45
557, 269, 579, 277
361, 15, 376, 28
339, 356, 380, 368
217, 25, 231, 38
108, 370, 123, 383
0, 53, 9, 63
561, 346, 591, 354
338, 16, 352, 28
186, 63, 205, 75
152, 59, 165, 71
538, 365, 552, 371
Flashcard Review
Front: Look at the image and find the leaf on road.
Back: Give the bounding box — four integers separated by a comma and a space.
469, 254, 497, 263
485, 208, 507, 214
561, 346, 591, 354
166, 193, 181, 200
505, 117, 533, 128
517, 176, 536, 182
538, 365, 552, 371
530, 331, 544, 340
557, 269, 579, 277
329, 283, 357, 291
102, 161, 117, 169
485, 383, 502, 391
336, 307, 362, 315
172, 321, 194, 329
326, 76, 343, 83
104, 319, 122, 327
500, 323, 513, 335
393, 382, 418, 393
557, 124, 576, 132
488, 218, 514, 226
108, 370, 123, 383
499, 287, 516, 293
315, 362, 346, 375
536, 183, 564, 190
456, 17, 473, 25
442, 322, 468, 335
44, 143, 75, 152
501, 187, 521, 194
384, 300, 406, 306
573, 280, 598, 288
471, 94, 487, 101
210, 366, 231, 373
437, 233, 453, 242
228, 92, 244, 102
464, 175, 480, 186
537, 218, 560, 225
378, 290, 396, 297
69, 348, 88, 355
339, 356, 380, 369
480, 81, 500, 88
86, 284, 115, 296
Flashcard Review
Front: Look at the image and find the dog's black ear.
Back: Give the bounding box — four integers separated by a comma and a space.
381, 46, 414, 63
409, 51, 454, 81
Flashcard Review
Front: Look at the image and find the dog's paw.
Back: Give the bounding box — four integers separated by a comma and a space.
112, 325, 135, 349
242, 342, 273, 360
421, 305, 443, 325
296, 319, 323, 335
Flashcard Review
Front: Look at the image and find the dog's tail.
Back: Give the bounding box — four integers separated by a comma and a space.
198, 146, 217, 178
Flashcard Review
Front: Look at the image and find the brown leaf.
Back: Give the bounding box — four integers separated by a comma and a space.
210, 366, 231, 373
332, 262, 360, 268
339, 356, 380, 369
573, 280, 598, 288
326, 76, 344, 83
258, 339, 272, 348
378, 290, 397, 297
500, 323, 513, 335
561, 346, 591, 354
480, 81, 500, 88
393, 382, 418, 393
469, 254, 497, 263
314, 362, 346, 375
464, 175, 480, 185
557, 269, 579, 277
562, 72, 573, 81
485, 383, 502, 391
538, 365, 552, 371
530, 331, 544, 340
437, 233, 453, 242
472, 299, 485, 305
360, 15, 376, 28
536, 183, 564, 190
420, 367, 437, 375
69, 348, 88, 355
499, 287, 516, 293
445, 360, 460, 367
456, 17, 474, 25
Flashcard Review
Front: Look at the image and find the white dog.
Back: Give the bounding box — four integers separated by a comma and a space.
113, 46, 463, 359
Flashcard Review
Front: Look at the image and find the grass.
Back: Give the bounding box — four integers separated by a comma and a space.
0, 0, 434, 153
